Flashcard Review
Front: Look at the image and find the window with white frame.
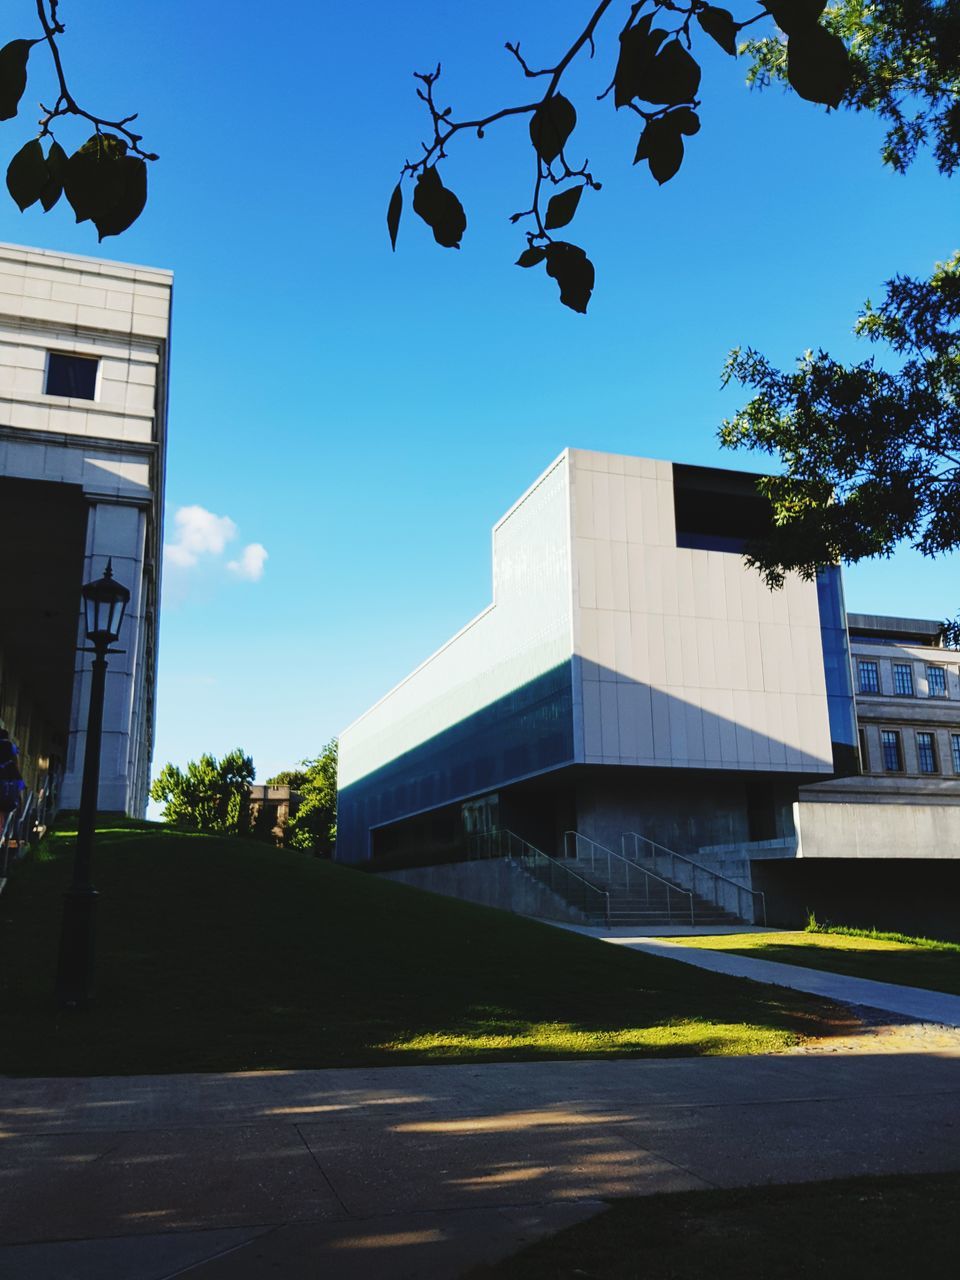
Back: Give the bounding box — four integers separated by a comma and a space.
927, 666, 948, 698
44, 351, 98, 399
892, 663, 914, 696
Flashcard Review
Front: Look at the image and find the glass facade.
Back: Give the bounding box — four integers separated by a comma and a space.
337, 661, 576, 860
881, 730, 903, 772
893, 663, 914, 696
917, 731, 939, 773
816, 568, 858, 774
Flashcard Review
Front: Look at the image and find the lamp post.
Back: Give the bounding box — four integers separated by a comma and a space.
56, 559, 130, 1008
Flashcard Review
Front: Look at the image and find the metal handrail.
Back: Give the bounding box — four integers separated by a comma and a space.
620, 831, 767, 925
565, 831, 695, 925
468, 828, 610, 922
0, 806, 18, 884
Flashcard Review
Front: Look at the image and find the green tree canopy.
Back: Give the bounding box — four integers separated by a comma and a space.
150, 748, 255, 835
268, 741, 338, 856
719, 252, 960, 632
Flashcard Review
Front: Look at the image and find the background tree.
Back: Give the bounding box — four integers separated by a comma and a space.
267, 740, 338, 856
150, 748, 255, 835
720, 252, 960, 635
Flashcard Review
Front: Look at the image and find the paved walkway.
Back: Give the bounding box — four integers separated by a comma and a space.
3, 1044, 960, 1279
558, 927, 960, 1028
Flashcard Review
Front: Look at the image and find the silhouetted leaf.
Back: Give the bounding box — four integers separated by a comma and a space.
94, 156, 146, 239
6, 139, 47, 211
614, 17, 668, 108
637, 41, 702, 106
412, 166, 465, 248
65, 134, 128, 224
386, 181, 402, 251
767, 0, 827, 36
65, 134, 148, 239
697, 7, 738, 57
787, 26, 852, 108
634, 117, 685, 184
39, 140, 67, 212
529, 94, 576, 164
671, 107, 701, 136
0, 39, 37, 122
544, 185, 583, 230
516, 245, 547, 268
544, 241, 594, 313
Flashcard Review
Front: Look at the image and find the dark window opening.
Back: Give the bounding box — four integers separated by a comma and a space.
881, 729, 903, 772
672, 464, 774, 554
917, 731, 939, 774
859, 728, 869, 772
858, 660, 880, 694
45, 352, 98, 400
952, 734, 960, 774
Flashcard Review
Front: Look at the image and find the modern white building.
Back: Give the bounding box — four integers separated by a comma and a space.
338, 448, 960, 934
338, 448, 858, 864
0, 242, 172, 816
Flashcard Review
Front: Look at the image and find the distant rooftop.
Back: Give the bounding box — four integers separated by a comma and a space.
846, 613, 947, 647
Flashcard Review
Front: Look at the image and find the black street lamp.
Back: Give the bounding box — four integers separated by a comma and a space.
55, 559, 130, 1008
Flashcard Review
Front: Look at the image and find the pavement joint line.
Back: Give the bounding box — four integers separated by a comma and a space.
157, 1226, 279, 1280
608, 1125, 722, 1190
6, 1084, 960, 1139
293, 1121, 353, 1218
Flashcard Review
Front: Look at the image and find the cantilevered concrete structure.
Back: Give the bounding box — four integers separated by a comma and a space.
337, 449, 857, 865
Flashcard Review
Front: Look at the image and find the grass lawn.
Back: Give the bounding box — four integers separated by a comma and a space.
0, 822, 855, 1075
470, 1171, 960, 1278
672, 929, 960, 995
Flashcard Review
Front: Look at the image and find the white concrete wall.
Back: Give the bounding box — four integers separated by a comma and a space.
568, 449, 835, 773
797, 799, 960, 859
339, 454, 573, 790
0, 243, 171, 816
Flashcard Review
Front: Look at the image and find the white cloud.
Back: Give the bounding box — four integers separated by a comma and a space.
164, 505, 237, 569
227, 542, 268, 582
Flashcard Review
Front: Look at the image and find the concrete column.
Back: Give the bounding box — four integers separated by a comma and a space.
61, 501, 148, 814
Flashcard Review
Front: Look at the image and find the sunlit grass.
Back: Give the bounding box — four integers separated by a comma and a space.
672, 930, 960, 996
382, 1018, 798, 1059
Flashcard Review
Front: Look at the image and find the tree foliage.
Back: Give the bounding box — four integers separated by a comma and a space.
744, 0, 960, 175
719, 252, 960, 633
389, 0, 960, 310
0, 3, 154, 239
150, 748, 255, 835
267, 740, 338, 856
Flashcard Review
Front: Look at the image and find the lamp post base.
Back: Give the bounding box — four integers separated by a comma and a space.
55, 886, 98, 1008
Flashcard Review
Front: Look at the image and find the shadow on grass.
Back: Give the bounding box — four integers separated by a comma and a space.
1, 826, 869, 1076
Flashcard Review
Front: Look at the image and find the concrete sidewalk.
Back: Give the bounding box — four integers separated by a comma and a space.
3, 1046, 960, 1279
558, 927, 960, 1028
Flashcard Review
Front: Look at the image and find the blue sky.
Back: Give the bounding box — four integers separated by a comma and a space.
1, 2, 957, 783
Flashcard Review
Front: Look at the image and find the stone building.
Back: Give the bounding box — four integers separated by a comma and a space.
0, 242, 172, 816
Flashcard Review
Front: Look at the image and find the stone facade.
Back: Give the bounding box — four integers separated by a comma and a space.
0, 243, 171, 816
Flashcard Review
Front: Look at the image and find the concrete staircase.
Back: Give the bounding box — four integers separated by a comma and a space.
565, 831, 764, 927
